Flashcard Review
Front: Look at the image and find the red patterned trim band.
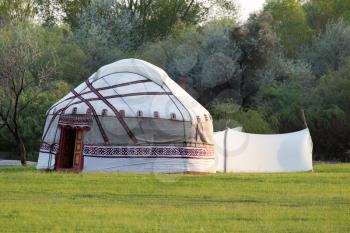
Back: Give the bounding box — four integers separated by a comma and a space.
40, 142, 59, 153
83, 145, 214, 159
39, 143, 214, 160
58, 114, 93, 127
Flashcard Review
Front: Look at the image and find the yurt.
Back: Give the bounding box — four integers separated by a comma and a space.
37, 59, 215, 173
213, 128, 313, 173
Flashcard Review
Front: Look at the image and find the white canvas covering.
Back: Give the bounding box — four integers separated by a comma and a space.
37, 59, 215, 173
47, 59, 209, 123
214, 128, 313, 173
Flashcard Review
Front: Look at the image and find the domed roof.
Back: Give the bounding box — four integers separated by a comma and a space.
93, 58, 168, 86
48, 59, 210, 123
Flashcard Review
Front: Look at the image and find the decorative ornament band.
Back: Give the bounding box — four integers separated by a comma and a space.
40, 142, 214, 159
58, 114, 93, 128
40, 142, 59, 154
83, 144, 214, 159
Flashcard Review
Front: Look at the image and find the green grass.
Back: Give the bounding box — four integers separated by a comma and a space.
0, 164, 349, 233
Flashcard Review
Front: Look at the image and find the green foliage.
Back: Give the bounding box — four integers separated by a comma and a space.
138, 18, 240, 94
74, 0, 138, 72
0, 164, 349, 232
123, 0, 237, 40
34, 25, 87, 84
19, 80, 72, 157
0, 23, 57, 162
230, 12, 280, 106
259, 81, 306, 132
0, 0, 36, 26
208, 100, 273, 133
140, 13, 279, 107
256, 55, 315, 130
264, 0, 313, 57
0, 24, 79, 159
304, 20, 350, 77
306, 60, 350, 161
59, 0, 91, 28
234, 110, 275, 134
304, 0, 350, 32
141, 0, 205, 39
36, 0, 91, 27
0, 78, 72, 157
314, 61, 350, 116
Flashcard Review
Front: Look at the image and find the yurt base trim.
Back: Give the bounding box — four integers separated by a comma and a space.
83, 157, 216, 173
38, 143, 215, 173
37, 155, 216, 173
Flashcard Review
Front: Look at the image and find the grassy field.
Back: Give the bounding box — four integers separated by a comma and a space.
0, 164, 349, 233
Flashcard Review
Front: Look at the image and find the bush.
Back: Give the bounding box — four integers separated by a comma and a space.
208, 100, 274, 133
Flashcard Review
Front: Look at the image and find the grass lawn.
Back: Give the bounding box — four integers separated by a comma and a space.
0, 164, 349, 233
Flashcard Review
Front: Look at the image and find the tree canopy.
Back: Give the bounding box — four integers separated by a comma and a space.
1, 0, 350, 162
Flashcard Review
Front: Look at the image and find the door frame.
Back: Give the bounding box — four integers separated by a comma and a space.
55, 126, 85, 172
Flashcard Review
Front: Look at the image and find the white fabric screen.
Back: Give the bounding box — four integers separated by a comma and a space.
214, 128, 313, 173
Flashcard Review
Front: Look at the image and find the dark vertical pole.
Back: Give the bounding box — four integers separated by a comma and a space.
301, 109, 308, 128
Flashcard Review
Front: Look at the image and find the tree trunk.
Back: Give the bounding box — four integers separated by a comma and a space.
16, 136, 27, 166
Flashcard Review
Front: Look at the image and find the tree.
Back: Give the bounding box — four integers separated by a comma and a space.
0, 24, 57, 165
256, 55, 315, 132
38, 0, 204, 37
304, 20, 350, 77
74, 0, 133, 72
207, 99, 273, 133
304, 0, 350, 32
136, 0, 205, 40
139, 14, 278, 107
140, 19, 241, 104
264, 0, 313, 57
306, 60, 350, 161
36, 0, 91, 27
231, 12, 279, 107
38, 0, 237, 41
19, 80, 72, 159
86, 0, 237, 41
0, 0, 36, 26
32, 25, 87, 85
259, 81, 307, 132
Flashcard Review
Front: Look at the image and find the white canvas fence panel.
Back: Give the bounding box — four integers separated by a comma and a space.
214, 128, 313, 173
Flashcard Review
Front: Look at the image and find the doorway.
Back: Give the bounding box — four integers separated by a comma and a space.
57, 127, 84, 171
60, 128, 76, 168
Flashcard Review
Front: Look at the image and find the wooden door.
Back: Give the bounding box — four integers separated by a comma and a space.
72, 130, 84, 170
57, 127, 84, 171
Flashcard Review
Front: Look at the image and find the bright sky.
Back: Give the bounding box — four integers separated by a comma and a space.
237, 0, 266, 21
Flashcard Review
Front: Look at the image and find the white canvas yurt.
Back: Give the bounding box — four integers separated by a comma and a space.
214, 128, 313, 173
37, 59, 215, 173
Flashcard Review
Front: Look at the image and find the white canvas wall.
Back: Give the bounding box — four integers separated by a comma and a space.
214, 128, 313, 173
83, 157, 216, 173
